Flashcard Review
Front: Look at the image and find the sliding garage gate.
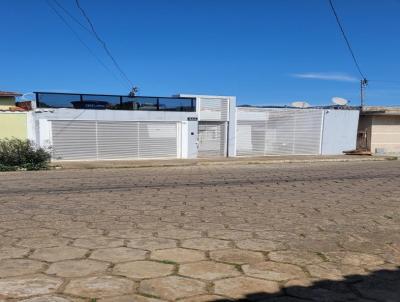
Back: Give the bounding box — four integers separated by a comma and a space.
236, 108, 324, 156
51, 120, 179, 160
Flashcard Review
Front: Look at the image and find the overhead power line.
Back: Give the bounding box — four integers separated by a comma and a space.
45, 0, 127, 89
75, 0, 134, 88
52, 0, 92, 34
328, 0, 367, 80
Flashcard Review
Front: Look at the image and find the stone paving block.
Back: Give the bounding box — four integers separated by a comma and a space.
0, 259, 46, 277
208, 229, 253, 240
181, 238, 231, 251
177, 295, 229, 302
0, 274, 63, 298
235, 239, 284, 252
0, 247, 30, 260
139, 276, 207, 300
73, 236, 124, 249
4, 228, 56, 238
99, 294, 166, 302
179, 260, 240, 280
60, 228, 104, 238
127, 237, 177, 251
16, 237, 71, 249
214, 276, 280, 299
30, 246, 88, 262
46, 259, 109, 277
0, 236, 18, 248
306, 262, 366, 281
210, 248, 265, 264
157, 228, 203, 240
151, 248, 206, 263
268, 250, 324, 266
20, 296, 80, 302
108, 229, 155, 239
242, 261, 306, 281
63, 276, 135, 298
324, 251, 385, 267
255, 230, 300, 241
113, 260, 174, 279
90, 247, 147, 263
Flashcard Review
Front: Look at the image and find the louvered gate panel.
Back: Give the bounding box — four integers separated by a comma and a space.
198, 98, 229, 121
198, 122, 226, 157
97, 121, 139, 160
51, 120, 97, 160
290, 110, 323, 155
236, 108, 323, 156
236, 121, 266, 156
138, 122, 178, 159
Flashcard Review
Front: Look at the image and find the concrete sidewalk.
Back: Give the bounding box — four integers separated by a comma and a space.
52, 155, 398, 170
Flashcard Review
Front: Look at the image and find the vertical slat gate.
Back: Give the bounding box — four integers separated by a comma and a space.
51, 120, 97, 160
198, 122, 226, 158
236, 108, 323, 156
51, 120, 179, 160
138, 122, 178, 159
97, 121, 139, 159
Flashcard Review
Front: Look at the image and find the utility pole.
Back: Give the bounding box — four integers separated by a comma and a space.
360, 78, 368, 108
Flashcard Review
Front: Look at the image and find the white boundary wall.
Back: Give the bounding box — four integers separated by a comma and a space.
236, 107, 359, 156
33, 109, 198, 160
321, 109, 359, 155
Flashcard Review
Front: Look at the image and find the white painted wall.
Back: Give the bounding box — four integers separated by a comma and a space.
33, 108, 196, 122
32, 109, 198, 159
321, 109, 360, 155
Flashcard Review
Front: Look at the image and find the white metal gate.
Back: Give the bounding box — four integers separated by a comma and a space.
198, 122, 227, 158
51, 120, 179, 160
236, 108, 323, 156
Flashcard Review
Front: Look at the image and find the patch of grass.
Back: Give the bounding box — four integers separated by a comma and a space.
154, 259, 177, 265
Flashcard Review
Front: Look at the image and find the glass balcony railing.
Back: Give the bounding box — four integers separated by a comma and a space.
34, 92, 196, 112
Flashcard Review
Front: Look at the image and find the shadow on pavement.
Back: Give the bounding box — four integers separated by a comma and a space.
211, 267, 400, 301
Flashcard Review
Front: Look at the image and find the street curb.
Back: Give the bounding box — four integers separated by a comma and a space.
51, 156, 397, 170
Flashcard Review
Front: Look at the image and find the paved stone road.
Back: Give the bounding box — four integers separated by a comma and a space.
0, 161, 400, 302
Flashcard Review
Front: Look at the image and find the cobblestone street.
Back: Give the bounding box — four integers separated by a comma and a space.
0, 161, 400, 301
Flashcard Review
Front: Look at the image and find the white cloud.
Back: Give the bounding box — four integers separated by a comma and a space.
291, 72, 358, 83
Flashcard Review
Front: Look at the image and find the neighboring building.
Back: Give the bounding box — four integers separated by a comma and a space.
0, 91, 22, 110
0, 91, 32, 140
358, 106, 400, 154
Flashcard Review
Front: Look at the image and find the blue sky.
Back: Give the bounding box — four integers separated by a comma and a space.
1, 0, 400, 106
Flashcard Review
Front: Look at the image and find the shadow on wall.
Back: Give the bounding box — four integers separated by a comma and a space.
210, 267, 400, 301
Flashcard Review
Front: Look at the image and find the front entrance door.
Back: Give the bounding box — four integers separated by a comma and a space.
197, 121, 227, 158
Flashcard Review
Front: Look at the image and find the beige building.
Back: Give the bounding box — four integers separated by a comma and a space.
0, 91, 30, 140
358, 107, 400, 154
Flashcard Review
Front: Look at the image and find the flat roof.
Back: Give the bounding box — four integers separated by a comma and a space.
0, 91, 22, 97
361, 106, 400, 116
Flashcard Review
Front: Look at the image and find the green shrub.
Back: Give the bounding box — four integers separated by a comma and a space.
0, 138, 51, 171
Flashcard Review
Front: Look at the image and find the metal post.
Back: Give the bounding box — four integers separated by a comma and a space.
360, 80, 364, 108
35, 92, 39, 108
360, 78, 368, 108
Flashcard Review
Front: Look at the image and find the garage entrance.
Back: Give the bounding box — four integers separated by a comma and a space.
51, 120, 180, 160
